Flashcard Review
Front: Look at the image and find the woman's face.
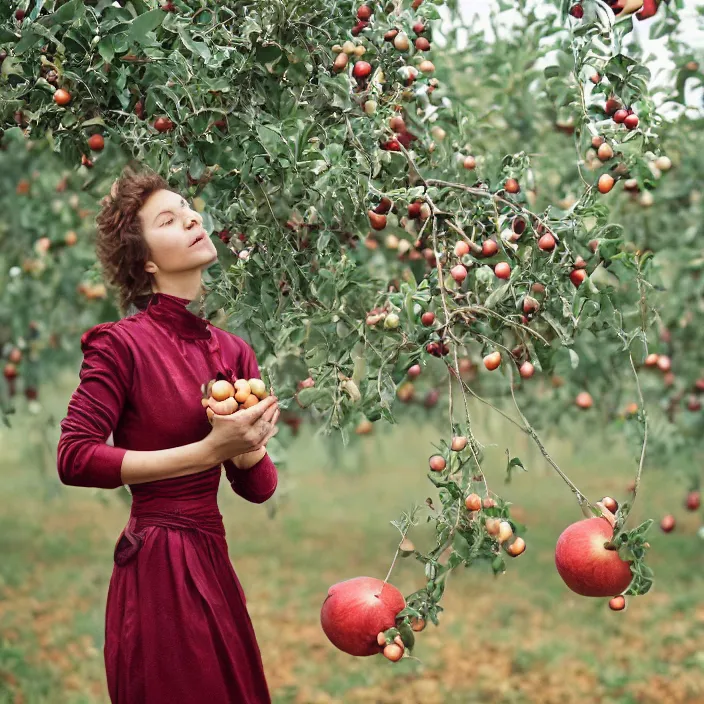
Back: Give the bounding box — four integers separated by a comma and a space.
138, 189, 218, 281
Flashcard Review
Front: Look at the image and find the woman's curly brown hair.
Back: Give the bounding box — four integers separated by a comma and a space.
95, 165, 172, 317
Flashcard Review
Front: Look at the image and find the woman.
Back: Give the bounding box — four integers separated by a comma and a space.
57, 165, 280, 703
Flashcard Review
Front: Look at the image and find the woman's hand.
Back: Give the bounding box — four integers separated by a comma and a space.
203, 395, 279, 465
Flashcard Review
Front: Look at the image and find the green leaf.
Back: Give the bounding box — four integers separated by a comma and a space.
128, 9, 165, 46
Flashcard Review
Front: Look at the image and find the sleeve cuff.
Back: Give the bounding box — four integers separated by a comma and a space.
225, 453, 278, 504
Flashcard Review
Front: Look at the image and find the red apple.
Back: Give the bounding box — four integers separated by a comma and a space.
555, 518, 632, 597
320, 577, 406, 656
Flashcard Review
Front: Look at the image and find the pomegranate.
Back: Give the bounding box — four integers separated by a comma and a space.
555, 518, 632, 597
320, 577, 406, 656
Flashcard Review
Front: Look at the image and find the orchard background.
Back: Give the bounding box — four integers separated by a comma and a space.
1, 0, 704, 702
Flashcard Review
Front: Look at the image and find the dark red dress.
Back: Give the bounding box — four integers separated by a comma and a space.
57, 292, 277, 703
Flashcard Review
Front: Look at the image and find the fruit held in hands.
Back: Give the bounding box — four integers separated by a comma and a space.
555, 518, 632, 597
234, 379, 252, 403
248, 378, 269, 400
211, 380, 235, 402
208, 396, 238, 415
320, 577, 406, 656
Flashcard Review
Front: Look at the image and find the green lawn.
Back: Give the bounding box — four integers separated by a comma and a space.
1, 373, 703, 703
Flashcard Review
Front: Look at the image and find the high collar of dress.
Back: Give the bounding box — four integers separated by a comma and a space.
146, 292, 211, 340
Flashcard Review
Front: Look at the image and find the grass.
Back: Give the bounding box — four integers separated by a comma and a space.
1, 371, 704, 703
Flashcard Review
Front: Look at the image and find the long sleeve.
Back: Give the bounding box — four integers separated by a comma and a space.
223, 341, 278, 504
57, 323, 132, 489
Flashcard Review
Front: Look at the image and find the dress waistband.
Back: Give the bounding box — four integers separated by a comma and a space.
114, 509, 225, 566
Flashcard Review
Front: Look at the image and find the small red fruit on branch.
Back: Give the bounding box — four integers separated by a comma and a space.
368, 210, 387, 231
601, 496, 618, 514
570, 269, 587, 288
506, 537, 526, 557
504, 178, 520, 194
333, 53, 349, 72
87, 134, 105, 151
598, 174, 615, 194
454, 240, 470, 257
494, 262, 511, 279
483, 351, 501, 371
597, 143, 614, 161
465, 493, 482, 511
555, 518, 632, 597
374, 197, 392, 215
613, 109, 628, 124
482, 239, 499, 257
604, 97, 621, 116
451, 264, 467, 283
421, 311, 435, 326
352, 61, 372, 80
407, 364, 421, 379
451, 436, 468, 451
154, 116, 175, 132
624, 113, 639, 130
357, 5, 372, 20
53, 89, 71, 106
538, 233, 556, 251
569, 4, 584, 18
383, 643, 404, 661
519, 361, 535, 379
429, 455, 446, 472
415, 37, 431, 51
608, 596, 626, 611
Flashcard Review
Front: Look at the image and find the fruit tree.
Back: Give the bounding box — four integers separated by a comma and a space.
2, 0, 699, 662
